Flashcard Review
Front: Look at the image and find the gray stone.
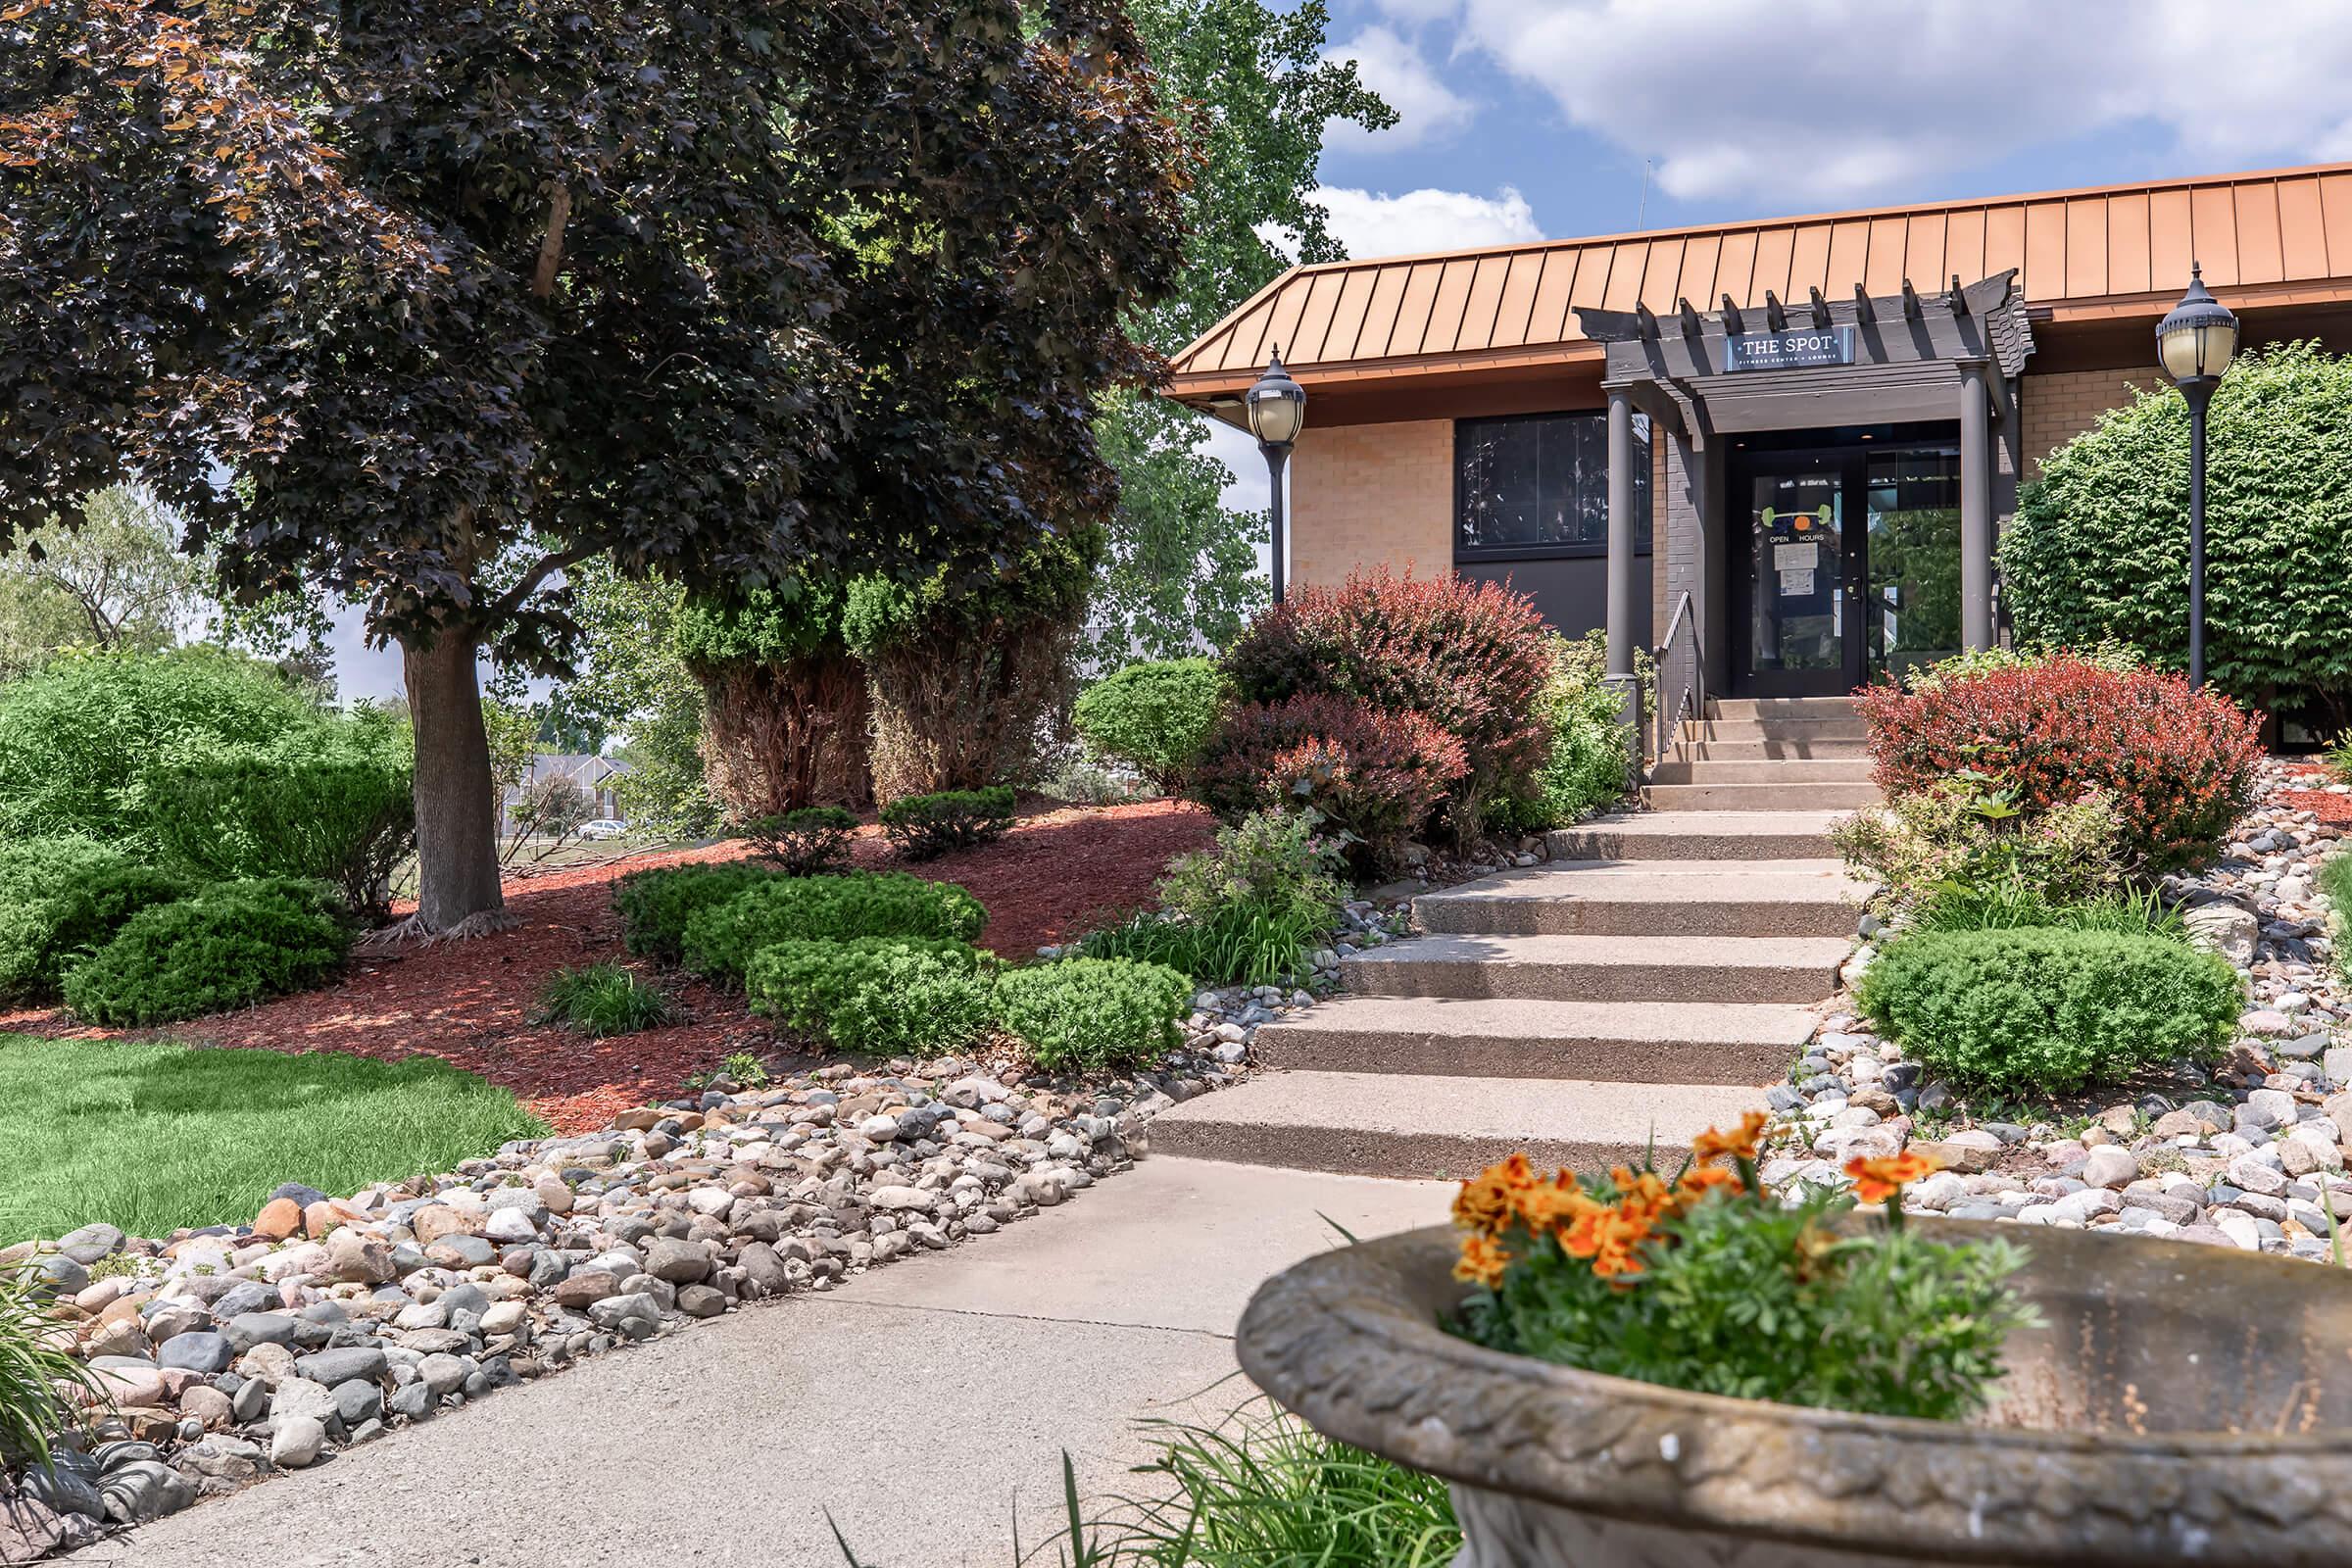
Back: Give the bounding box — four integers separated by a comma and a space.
296, 1346, 388, 1387
2080, 1148, 2139, 1190
270, 1377, 339, 1425
2228, 1154, 2289, 1198
332, 1378, 384, 1426
643, 1237, 710, 1284
56, 1222, 126, 1264
270, 1414, 327, 1469
157, 1331, 234, 1374
222, 1311, 299, 1352
417, 1353, 469, 1396
97, 1461, 194, 1525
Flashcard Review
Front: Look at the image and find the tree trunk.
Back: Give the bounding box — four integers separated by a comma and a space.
402, 629, 507, 932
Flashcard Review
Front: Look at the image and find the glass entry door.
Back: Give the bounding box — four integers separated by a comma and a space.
1733, 440, 1964, 696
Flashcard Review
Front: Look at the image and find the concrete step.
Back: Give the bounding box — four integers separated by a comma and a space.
1547, 811, 1849, 861
1682, 717, 1869, 745
1149, 1071, 1770, 1180
1414, 859, 1863, 938
1647, 758, 1877, 786
1644, 781, 1882, 811
1253, 996, 1816, 1083
1341, 932, 1851, 1004
1707, 697, 1859, 721
1676, 737, 1871, 760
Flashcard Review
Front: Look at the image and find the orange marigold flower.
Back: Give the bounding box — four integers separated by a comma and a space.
1674, 1163, 1743, 1202
1453, 1232, 1511, 1288
1511, 1170, 1591, 1231
1690, 1110, 1770, 1165
1843, 1150, 1944, 1205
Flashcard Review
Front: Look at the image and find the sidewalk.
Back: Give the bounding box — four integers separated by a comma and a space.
66, 1157, 1447, 1568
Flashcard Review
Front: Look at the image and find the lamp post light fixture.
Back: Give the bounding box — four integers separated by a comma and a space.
2156, 263, 2239, 689
1246, 347, 1306, 605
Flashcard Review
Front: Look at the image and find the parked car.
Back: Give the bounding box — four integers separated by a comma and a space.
577, 819, 628, 842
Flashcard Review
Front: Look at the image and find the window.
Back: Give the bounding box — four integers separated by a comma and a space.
1454, 411, 1651, 558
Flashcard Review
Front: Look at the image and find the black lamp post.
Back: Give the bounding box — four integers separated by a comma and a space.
1246, 347, 1306, 605
2155, 263, 2239, 689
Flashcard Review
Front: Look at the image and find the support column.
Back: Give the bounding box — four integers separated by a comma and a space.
1604, 387, 1640, 729
1959, 363, 1995, 652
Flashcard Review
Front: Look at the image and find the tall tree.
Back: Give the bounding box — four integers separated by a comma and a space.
0, 486, 200, 676
1, 0, 1187, 931
1085, 0, 1392, 667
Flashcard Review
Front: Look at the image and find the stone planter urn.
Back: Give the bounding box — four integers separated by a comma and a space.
1235, 1219, 2352, 1566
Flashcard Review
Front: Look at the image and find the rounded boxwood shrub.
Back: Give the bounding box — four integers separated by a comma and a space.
1855, 926, 2242, 1095
612, 861, 783, 962
2002, 341, 2352, 723
745, 937, 994, 1055
63, 879, 353, 1026
740, 806, 860, 876
995, 956, 1191, 1072
679, 871, 987, 983
1071, 658, 1226, 793
0, 838, 188, 1002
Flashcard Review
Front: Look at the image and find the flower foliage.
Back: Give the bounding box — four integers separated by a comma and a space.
1449, 1123, 2034, 1422
1194, 693, 1464, 873
1853, 654, 2263, 874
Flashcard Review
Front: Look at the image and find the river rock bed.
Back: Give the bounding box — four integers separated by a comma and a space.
0, 1046, 1258, 1563
1769, 761, 2352, 1257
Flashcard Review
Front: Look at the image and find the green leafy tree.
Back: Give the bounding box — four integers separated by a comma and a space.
0, 485, 201, 676
1087, 0, 1393, 667
2003, 340, 2352, 726
2, 0, 1188, 932
555, 563, 719, 836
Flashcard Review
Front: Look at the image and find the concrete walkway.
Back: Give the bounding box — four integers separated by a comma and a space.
65, 1158, 1447, 1568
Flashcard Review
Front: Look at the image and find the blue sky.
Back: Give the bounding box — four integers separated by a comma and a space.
329, 0, 2352, 703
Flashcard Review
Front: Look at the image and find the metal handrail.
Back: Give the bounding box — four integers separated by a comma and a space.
1650, 591, 1703, 763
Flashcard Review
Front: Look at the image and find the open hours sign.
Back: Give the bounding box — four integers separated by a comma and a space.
1724, 324, 1856, 371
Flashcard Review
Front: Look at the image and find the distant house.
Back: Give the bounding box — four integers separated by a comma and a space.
502, 753, 630, 833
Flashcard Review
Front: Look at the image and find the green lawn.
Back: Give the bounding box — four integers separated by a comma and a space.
0, 1036, 547, 1248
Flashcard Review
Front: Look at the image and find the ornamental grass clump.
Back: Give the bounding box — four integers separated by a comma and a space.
1450, 1117, 2034, 1422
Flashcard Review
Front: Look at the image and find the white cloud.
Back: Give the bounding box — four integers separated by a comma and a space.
1303, 185, 1544, 261
1407, 0, 2352, 206
1323, 25, 1475, 150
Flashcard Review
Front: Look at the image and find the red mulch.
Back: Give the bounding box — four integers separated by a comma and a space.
2278, 761, 2352, 824
0, 799, 1216, 1135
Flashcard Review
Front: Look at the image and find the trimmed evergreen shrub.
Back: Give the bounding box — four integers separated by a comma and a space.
678, 577, 871, 816
2002, 341, 2352, 724
1070, 658, 1226, 793
878, 786, 1016, 859
995, 956, 1190, 1071
745, 937, 995, 1055
1856, 926, 2242, 1095
612, 861, 783, 962
679, 871, 987, 983
1194, 693, 1464, 874
1221, 567, 1549, 841
0, 839, 187, 1002
1853, 654, 2263, 874
142, 705, 416, 919
740, 806, 860, 875
63, 879, 352, 1026
0, 648, 321, 852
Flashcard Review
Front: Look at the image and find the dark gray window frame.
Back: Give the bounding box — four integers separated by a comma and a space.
1451, 410, 1653, 563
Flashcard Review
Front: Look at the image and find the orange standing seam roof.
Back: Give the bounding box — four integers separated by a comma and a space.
1170, 161, 2352, 386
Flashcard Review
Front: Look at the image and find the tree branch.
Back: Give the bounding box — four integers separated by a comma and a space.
486, 544, 599, 626
531, 181, 571, 298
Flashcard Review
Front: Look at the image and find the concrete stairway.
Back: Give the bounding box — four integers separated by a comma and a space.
1645, 696, 1880, 811
1153, 714, 1877, 1179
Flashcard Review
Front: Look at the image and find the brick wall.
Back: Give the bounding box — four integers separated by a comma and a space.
1288, 418, 1452, 588
2019, 366, 2160, 478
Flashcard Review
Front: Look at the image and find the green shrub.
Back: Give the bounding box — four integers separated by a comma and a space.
2002, 341, 2352, 723
533, 963, 677, 1037
1071, 658, 1226, 793
0, 839, 187, 1002
0, 648, 321, 852
1490, 632, 1632, 831
879, 785, 1017, 859
740, 806, 860, 875
1084, 809, 1346, 987
62, 879, 353, 1026
995, 956, 1190, 1071
678, 871, 988, 983
1833, 775, 2128, 918
141, 704, 416, 919
745, 937, 995, 1055
1856, 926, 2242, 1095
612, 861, 782, 962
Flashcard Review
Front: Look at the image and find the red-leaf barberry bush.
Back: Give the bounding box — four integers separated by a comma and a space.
1854, 654, 2264, 875
1193, 693, 1467, 875
1220, 568, 1550, 842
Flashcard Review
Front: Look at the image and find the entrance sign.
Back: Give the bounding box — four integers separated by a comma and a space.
1724, 324, 1856, 371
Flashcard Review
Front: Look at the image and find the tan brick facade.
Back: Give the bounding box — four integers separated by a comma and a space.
1287, 419, 1452, 589
2019, 366, 2160, 478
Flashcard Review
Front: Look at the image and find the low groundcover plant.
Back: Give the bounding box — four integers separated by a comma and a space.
1448, 1116, 2034, 1422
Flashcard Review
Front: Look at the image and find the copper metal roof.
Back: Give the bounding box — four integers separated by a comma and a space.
1170, 162, 2352, 392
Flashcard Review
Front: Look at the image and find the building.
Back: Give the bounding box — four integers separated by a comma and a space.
502, 753, 629, 834
1164, 161, 2352, 737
